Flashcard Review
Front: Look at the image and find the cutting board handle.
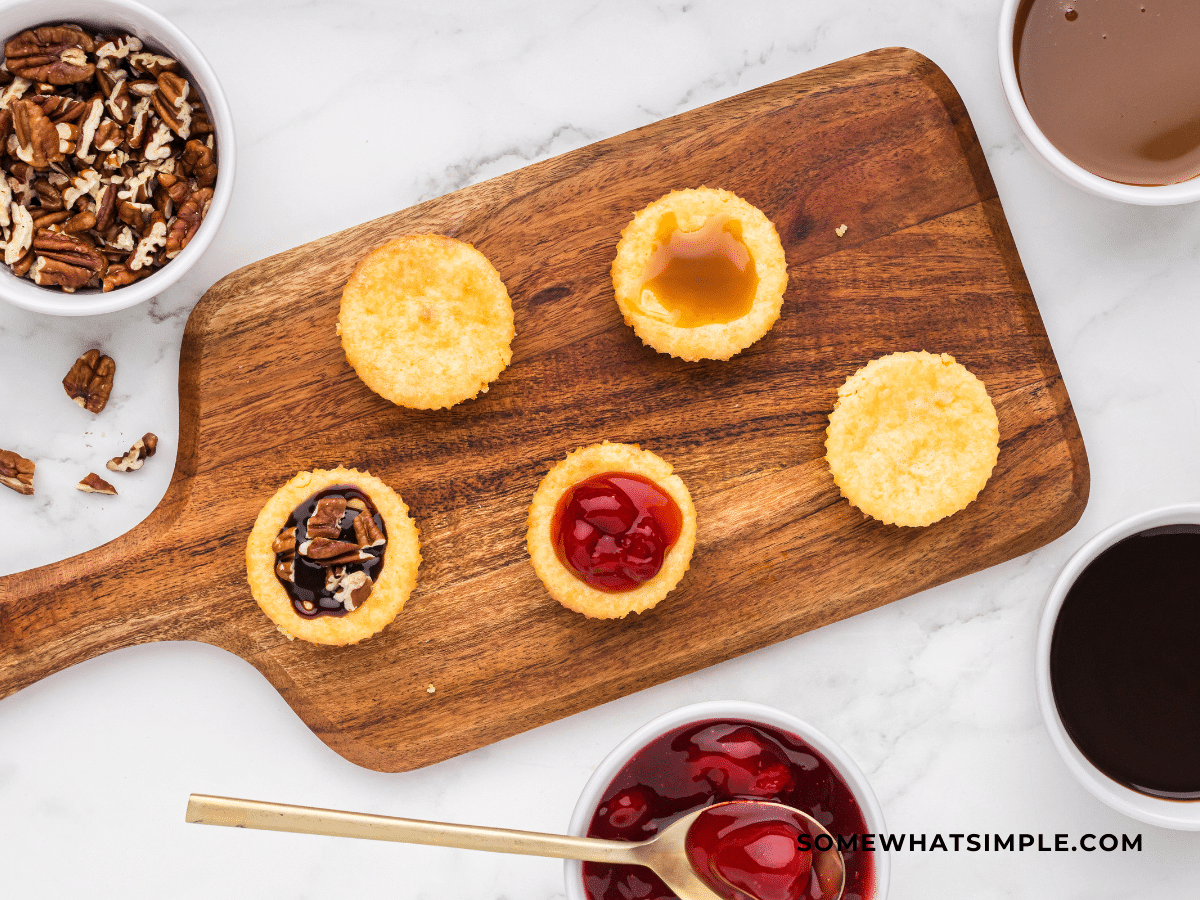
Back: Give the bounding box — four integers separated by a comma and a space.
0, 476, 195, 700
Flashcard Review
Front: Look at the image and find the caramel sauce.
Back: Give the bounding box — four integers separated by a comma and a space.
635, 213, 757, 327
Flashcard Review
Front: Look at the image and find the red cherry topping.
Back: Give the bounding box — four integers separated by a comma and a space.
687, 804, 830, 900
553, 472, 683, 592
602, 786, 651, 831
686, 725, 796, 798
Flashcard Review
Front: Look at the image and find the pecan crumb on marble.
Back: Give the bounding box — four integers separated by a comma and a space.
77, 471, 116, 494
0, 447, 35, 495
0, 24, 218, 293
107, 431, 157, 471
62, 348, 115, 413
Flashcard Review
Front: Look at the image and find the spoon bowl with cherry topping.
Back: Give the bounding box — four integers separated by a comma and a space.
186, 795, 844, 900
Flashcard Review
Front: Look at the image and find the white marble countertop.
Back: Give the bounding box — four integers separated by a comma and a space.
2, 0, 1199, 897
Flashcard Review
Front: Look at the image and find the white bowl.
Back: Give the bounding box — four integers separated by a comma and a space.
998, 0, 1200, 205
0, 0, 235, 315
1036, 504, 1200, 830
564, 701, 890, 900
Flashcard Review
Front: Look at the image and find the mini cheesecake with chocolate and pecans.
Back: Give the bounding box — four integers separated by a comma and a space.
246, 467, 420, 645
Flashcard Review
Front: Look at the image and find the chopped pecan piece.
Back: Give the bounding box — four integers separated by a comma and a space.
165, 186, 211, 258
97, 70, 131, 124
92, 118, 122, 154
128, 51, 177, 78
77, 472, 117, 494
152, 71, 191, 138
30, 231, 106, 291
306, 496, 347, 540
31, 209, 69, 230
93, 181, 118, 230
10, 98, 59, 168
116, 198, 151, 229
353, 510, 386, 548
275, 555, 295, 583
32, 177, 64, 210
0, 448, 35, 495
63, 348, 116, 413
271, 526, 297, 556
128, 211, 166, 270
61, 167, 100, 210
181, 138, 216, 187
5, 203, 33, 266
321, 548, 374, 565
142, 120, 173, 161
73, 96, 103, 163
332, 571, 373, 612
56, 120, 78, 154
11, 247, 33, 277
298, 537, 360, 560
95, 35, 142, 65
106, 432, 158, 472
5, 26, 95, 85
32, 94, 86, 124
63, 209, 96, 233
101, 262, 150, 292
190, 102, 214, 135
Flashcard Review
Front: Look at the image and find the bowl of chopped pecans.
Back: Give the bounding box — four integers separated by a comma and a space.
0, 0, 234, 315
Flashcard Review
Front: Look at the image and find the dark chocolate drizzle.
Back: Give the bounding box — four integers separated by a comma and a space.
274, 484, 387, 618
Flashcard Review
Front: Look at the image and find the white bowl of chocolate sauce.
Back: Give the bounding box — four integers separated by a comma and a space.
1037, 505, 1200, 830
1000, 0, 1200, 204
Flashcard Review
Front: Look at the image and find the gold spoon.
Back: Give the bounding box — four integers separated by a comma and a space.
186, 794, 845, 900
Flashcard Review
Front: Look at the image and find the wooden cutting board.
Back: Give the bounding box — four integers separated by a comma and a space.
0, 48, 1088, 772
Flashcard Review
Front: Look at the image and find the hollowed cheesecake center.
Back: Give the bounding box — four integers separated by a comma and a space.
636, 212, 758, 327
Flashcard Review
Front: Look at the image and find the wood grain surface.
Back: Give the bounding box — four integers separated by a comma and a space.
0, 48, 1088, 772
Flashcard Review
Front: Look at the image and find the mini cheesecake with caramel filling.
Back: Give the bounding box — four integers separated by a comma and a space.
526, 442, 697, 619
246, 467, 420, 645
611, 188, 787, 362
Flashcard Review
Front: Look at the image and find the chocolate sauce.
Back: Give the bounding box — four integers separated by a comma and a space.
637, 213, 758, 327
1050, 527, 1200, 800
275, 485, 387, 618
1014, 0, 1200, 185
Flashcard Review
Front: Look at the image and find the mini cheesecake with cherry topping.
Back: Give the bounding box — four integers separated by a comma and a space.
526, 442, 696, 619
246, 467, 420, 645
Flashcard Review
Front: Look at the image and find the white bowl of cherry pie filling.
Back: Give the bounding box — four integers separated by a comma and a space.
0, 0, 234, 316
567, 701, 890, 900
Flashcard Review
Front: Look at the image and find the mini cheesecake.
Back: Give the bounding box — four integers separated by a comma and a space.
246, 466, 420, 645
526, 442, 696, 619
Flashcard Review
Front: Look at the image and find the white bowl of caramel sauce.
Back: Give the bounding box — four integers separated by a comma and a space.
999, 0, 1200, 204
1037, 505, 1200, 830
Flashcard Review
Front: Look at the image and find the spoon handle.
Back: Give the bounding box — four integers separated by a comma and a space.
186, 794, 640, 865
